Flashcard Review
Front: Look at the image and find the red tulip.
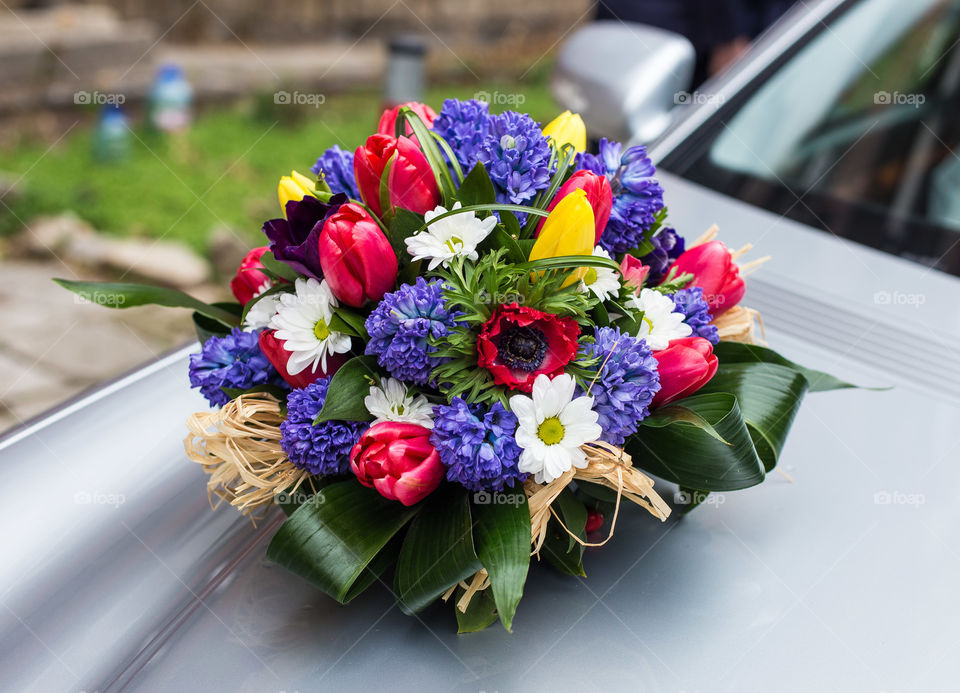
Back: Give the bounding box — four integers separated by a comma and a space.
229, 246, 272, 304
651, 337, 719, 407
350, 421, 444, 505
666, 241, 745, 316
536, 170, 612, 244
354, 133, 394, 218
388, 136, 442, 215
354, 134, 441, 218
619, 254, 650, 293
318, 202, 398, 308
257, 329, 348, 389
585, 510, 604, 533
377, 101, 437, 137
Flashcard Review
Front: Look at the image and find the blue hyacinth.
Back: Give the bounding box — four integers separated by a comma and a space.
577, 138, 666, 255
431, 98, 492, 170
280, 378, 367, 476
311, 144, 358, 199
365, 278, 463, 386
188, 328, 284, 407
671, 287, 719, 345
577, 326, 661, 446
476, 110, 555, 207
431, 398, 526, 492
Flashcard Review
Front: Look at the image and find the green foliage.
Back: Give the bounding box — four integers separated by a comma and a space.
313, 355, 381, 424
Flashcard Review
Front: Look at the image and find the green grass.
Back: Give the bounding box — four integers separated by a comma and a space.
0, 81, 555, 252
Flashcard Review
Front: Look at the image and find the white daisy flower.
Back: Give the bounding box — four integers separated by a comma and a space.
268, 277, 351, 375
242, 290, 281, 332
626, 287, 692, 351
405, 201, 497, 270
579, 246, 621, 301
509, 373, 602, 484
365, 377, 434, 429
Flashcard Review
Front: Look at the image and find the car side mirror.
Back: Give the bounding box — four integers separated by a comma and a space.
552, 21, 695, 144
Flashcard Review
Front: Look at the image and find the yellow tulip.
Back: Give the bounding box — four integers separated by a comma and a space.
278, 170, 315, 212
529, 189, 595, 286
542, 110, 587, 154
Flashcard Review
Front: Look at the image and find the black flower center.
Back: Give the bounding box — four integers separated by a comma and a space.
497, 326, 547, 372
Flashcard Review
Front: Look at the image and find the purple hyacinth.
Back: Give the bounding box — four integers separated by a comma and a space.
671, 287, 719, 345
188, 328, 284, 407
577, 139, 666, 255
364, 278, 463, 386
280, 378, 367, 476
431, 398, 526, 492
476, 110, 555, 206
577, 326, 661, 446
431, 98, 492, 170
639, 227, 685, 284
311, 145, 358, 199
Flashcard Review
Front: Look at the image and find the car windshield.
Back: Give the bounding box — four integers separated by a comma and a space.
662, 0, 960, 277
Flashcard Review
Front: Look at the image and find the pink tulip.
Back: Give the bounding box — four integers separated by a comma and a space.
536, 170, 612, 244
651, 337, 718, 407
257, 330, 347, 389
354, 133, 394, 218
377, 101, 437, 137
619, 254, 650, 293
318, 202, 398, 308
350, 422, 444, 505
666, 241, 745, 316
230, 246, 272, 305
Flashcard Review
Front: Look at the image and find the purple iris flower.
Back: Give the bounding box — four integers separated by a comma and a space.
261, 193, 347, 279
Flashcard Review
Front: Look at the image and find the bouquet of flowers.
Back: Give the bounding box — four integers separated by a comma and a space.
58, 100, 848, 632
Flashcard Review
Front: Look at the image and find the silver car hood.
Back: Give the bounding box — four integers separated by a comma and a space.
2, 173, 959, 691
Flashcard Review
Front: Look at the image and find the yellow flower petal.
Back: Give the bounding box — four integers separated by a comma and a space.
278, 170, 316, 214
529, 188, 595, 286
543, 110, 587, 154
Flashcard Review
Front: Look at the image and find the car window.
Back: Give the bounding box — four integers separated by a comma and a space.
662, 0, 960, 277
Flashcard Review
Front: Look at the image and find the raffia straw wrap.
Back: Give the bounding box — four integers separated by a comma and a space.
444, 440, 670, 612
183, 393, 312, 517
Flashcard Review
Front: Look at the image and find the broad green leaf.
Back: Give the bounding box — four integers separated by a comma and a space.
541, 487, 587, 577
266, 481, 418, 603
454, 587, 500, 634
633, 393, 765, 491
328, 307, 369, 340
472, 484, 530, 631
394, 486, 483, 614
54, 279, 240, 328
479, 226, 526, 265
313, 356, 380, 424
259, 250, 300, 283
518, 255, 620, 273
193, 302, 243, 343
388, 207, 425, 261
713, 342, 858, 392
699, 362, 809, 471
455, 162, 496, 207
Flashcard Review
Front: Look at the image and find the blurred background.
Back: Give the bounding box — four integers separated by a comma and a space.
0, 0, 796, 430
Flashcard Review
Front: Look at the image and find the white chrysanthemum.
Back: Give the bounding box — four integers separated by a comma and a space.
405, 202, 497, 270
242, 291, 281, 331
509, 373, 602, 484
579, 246, 621, 301
626, 287, 692, 350
269, 277, 351, 375
365, 377, 434, 429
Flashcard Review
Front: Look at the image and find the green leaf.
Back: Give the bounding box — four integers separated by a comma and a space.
518, 255, 620, 273
193, 301, 243, 343
455, 162, 496, 207
699, 362, 809, 471
633, 393, 765, 491
259, 250, 300, 283
420, 203, 548, 230
541, 488, 587, 576
313, 356, 379, 424
472, 484, 530, 631
399, 108, 457, 202
266, 481, 418, 603
454, 587, 500, 634
388, 207, 425, 261
480, 226, 526, 265
328, 307, 369, 340
394, 486, 483, 614
713, 342, 859, 392
54, 279, 240, 328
